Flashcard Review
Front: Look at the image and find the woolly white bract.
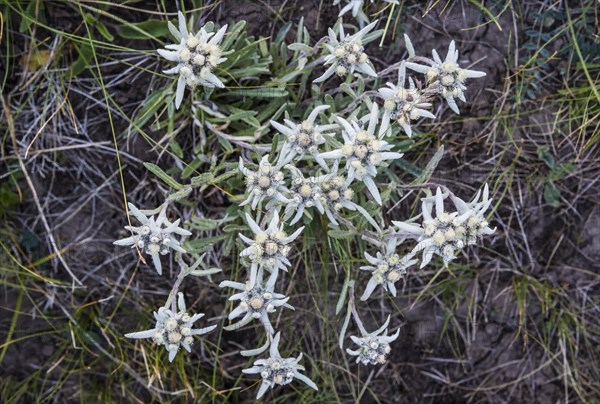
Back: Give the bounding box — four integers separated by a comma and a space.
124, 293, 216, 362
242, 332, 318, 399
314, 20, 378, 83
360, 237, 418, 300
239, 211, 304, 287
405, 38, 486, 114
379, 62, 436, 137
318, 103, 403, 205
158, 11, 228, 109
346, 315, 400, 365
282, 164, 328, 225
113, 203, 191, 275
271, 105, 336, 170
239, 156, 289, 210
393, 186, 495, 268
220, 272, 292, 334
333, 0, 398, 27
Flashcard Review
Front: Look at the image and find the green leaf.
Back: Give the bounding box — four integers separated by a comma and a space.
543, 181, 561, 208
336, 277, 350, 315
327, 229, 356, 240
537, 146, 555, 169
96, 21, 114, 41
411, 146, 444, 185
143, 162, 184, 190
227, 87, 289, 98
69, 42, 94, 78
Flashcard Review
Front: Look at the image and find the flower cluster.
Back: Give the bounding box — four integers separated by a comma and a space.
243, 333, 318, 399
314, 21, 378, 83
319, 104, 403, 205
405, 39, 486, 114
347, 316, 400, 365
239, 156, 288, 210
240, 212, 304, 287
113, 203, 191, 275
220, 273, 292, 333
158, 11, 229, 109
379, 62, 435, 137
114, 10, 498, 399
393, 186, 495, 268
360, 237, 418, 300
271, 105, 336, 169
124, 293, 216, 362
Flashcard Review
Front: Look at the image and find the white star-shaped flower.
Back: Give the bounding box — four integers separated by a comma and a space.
242, 332, 318, 399
125, 293, 216, 362
113, 203, 191, 275
157, 11, 229, 109
271, 105, 336, 170
379, 62, 436, 137
318, 103, 403, 205
239, 211, 304, 287
314, 20, 378, 83
239, 156, 290, 210
393, 188, 471, 268
405, 39, 486, 114
220, 270, 292, 334
449, 183, 496, 245
360, 237, 418, 300
346, 315, 400, 365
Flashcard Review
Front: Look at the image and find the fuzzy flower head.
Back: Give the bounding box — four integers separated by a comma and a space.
360, 237, 418, 300
405, 39, 486, 114
347, 315, 400, 366
240, 212, 304, 287
320, 172, 355, 222
220, 272, 292, 334
450, 183, 496, 245
239, 156, 288, 210
271, 105, 336, 170
319, 103, 403, 205
393, 188, 471, 268
158, 11, 228, 109
242, 332, 318, 399
282, 165, 327, 225
124, 293, 216, 362
314, 20, 378, 83
113, 203, 191, 275
379, 62, 436, 137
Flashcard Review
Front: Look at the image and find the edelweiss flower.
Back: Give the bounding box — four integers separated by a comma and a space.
240, 212, 304, 287
220, 270, 292, 334
393, 188, 471, 268
405, 39, 486, 114
449, 183, 496, 245
346, 315, 400, 365
239, 156, 289, 210
113, 203, 191, 275
282, 165, 327, 225
360, 237, 418, 300
333, 0, 399, 27
379, 62, 435, 137
318, 165, 380, 230
271, 105, 336, 170
318, 103, 403, 205
314, 20, 378, 83
125, 293, 216, 362
242, 332, 318, 399
158, 11, 229, 109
